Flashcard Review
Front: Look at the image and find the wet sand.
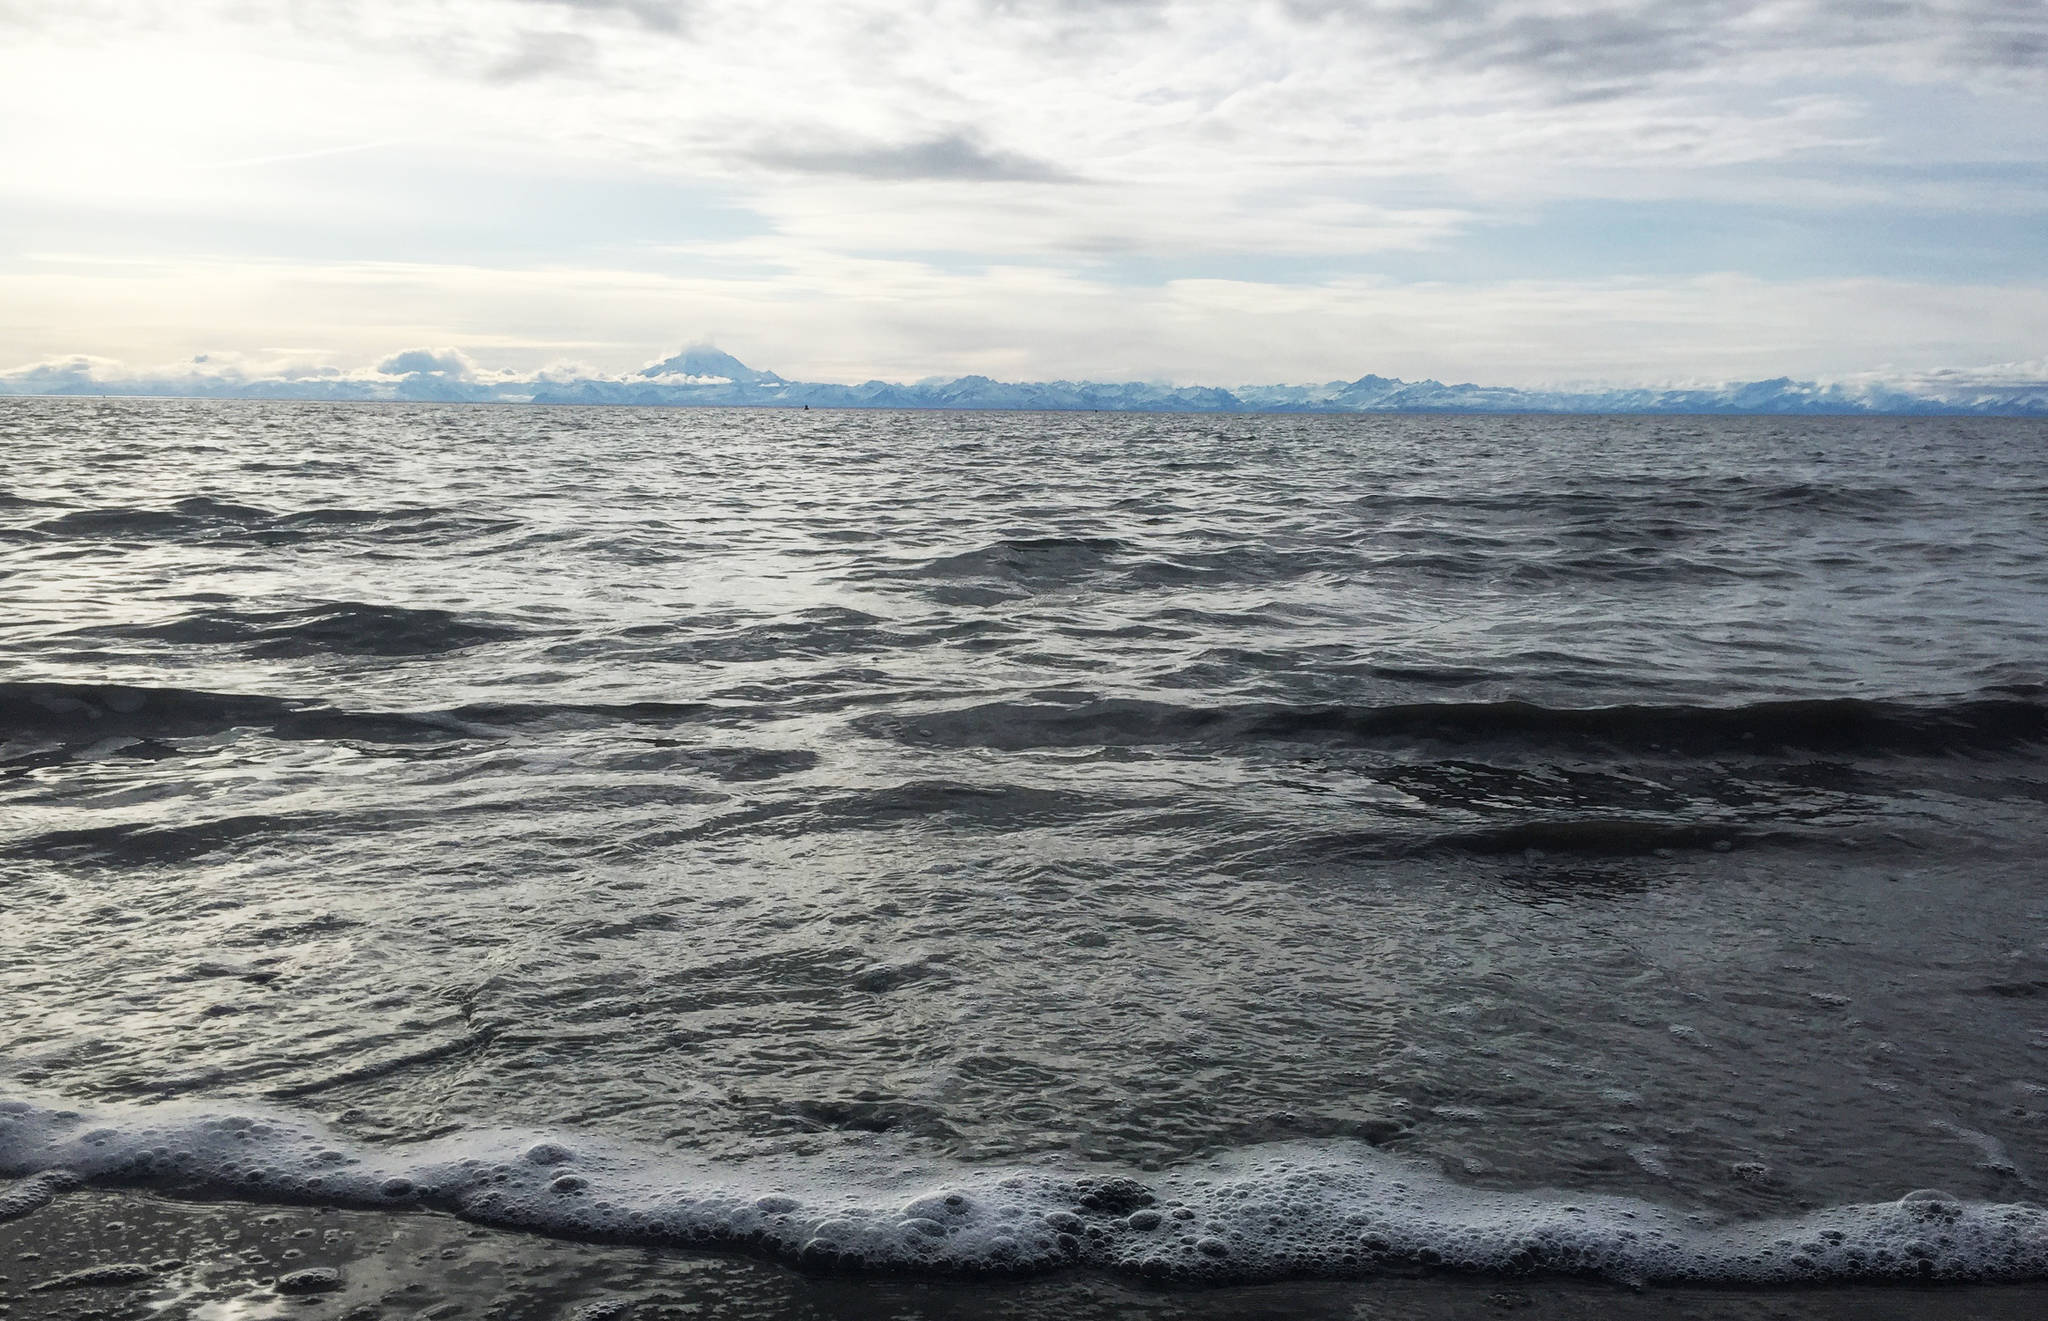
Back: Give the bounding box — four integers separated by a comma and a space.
3, 1190, 2043, 1320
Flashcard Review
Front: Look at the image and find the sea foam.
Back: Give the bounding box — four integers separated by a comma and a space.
3, 1098, 2044, 1285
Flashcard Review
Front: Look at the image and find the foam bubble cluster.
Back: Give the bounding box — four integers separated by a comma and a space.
3, 1098, 2044, 1285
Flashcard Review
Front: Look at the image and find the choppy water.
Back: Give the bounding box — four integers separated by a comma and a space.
3, 398, 2047, 1287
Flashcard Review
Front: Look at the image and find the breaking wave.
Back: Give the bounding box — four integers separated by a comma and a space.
2, 1100, 2043, 1286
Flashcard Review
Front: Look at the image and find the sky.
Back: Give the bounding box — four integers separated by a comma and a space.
3, 0, 2046, 389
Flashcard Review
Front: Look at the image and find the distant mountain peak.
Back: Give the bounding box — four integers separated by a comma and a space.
640, 345, 785, 385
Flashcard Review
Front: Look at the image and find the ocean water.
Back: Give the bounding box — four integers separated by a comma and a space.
3, 397, 2047, 1290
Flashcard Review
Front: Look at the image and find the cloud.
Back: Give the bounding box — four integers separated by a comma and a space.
378, 347, 479, 378
17, 3, 2041, 190
0, 355, 114, 391
519, 0, 691, 33
1854, 357, 2048, 393
486, 29, 598, 81
1945, 1, 2048, 73
748, 130, 1080, 183
1278, 1, 2048, 91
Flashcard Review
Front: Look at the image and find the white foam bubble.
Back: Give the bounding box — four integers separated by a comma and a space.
2, 1097, 2044, 1285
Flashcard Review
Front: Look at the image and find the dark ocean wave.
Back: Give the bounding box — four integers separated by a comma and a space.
1439, 818, 1761, 856
858, 694, 2048, 756
999, 536, 1128, 554
12, 682, 2039, 763
0, 682, 304, 741
12, 813, 324, 865
0, 682, 726, 752
1244, 695, 2048, 755
1259, 818, 1822, 867
843, 528, 1881, 597
0, 682, 477, 753
438, 698, 721, 728
1121, 545, 1358, 587
859, 537, 1132, 597
89, 601, 530, 658
545, 608, 1016, 666
1353, 548, 1799, 586
0, 791, 1828, 870
1352, 478, 1917, 519
28, 496, 274, 538
19, 499, 520, 546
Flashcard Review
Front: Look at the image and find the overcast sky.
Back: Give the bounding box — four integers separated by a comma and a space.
3, 0, 2045, 387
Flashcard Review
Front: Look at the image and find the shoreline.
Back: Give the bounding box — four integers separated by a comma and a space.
5, 1189, 2045, 1320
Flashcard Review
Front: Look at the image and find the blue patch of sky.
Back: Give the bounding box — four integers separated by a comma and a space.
1422, 196, 2048, 284
1814, 75, 2048, 170
1049, 186, 2048, 288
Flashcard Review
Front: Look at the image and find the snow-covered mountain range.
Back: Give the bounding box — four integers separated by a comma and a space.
5, 348, 2044, 416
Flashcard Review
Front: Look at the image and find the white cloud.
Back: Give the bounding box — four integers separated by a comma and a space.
378, 347, 481, 378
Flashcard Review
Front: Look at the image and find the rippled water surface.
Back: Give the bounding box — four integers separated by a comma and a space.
3, 398, 2047, 1287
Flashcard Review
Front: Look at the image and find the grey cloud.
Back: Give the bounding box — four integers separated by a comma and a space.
208, 2, 684, 87
0, 1, 49, 31
1289, 1, 1788, 94
750, 131, 1080, 183
86, 1, 2048, 100
516, 0, 690, 33
486, 28, 599, 81
975, 0, 1171, 21
1942, 0, 2048, 71
967, 0, 1174, 55
1281, 1, 2044, 95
